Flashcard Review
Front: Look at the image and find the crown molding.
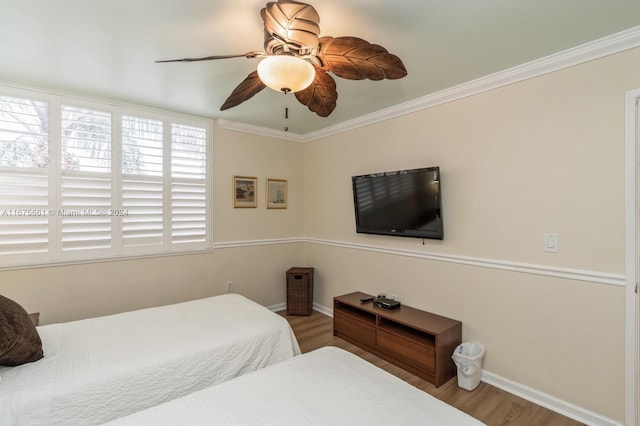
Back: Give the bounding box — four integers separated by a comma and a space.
217, 25, 640, 143
0, 79, 214, 123
218, 119, 307, 142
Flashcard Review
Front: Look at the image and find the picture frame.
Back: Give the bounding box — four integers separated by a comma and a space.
233, 176, 257, 208
266, 178, 288, 209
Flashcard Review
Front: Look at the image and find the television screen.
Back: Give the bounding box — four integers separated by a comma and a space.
352, 166, 443, 240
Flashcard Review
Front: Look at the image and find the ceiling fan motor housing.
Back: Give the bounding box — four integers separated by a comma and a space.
261, 0, 321, 57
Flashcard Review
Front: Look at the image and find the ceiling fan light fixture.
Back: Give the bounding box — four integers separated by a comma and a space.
257, 55, 315, 94
160, 1, 408, 116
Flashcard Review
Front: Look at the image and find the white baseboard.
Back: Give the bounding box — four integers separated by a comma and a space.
481, 370, 621, 426
268, 302, 332, 317
312, 302, 333, 317
308, 301, 620, 426
266, 303, 286, 312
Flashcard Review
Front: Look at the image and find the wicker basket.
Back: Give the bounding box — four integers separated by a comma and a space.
286, 267, 314, 315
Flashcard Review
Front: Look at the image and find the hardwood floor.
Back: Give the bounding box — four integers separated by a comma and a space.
280, 310, 584, 426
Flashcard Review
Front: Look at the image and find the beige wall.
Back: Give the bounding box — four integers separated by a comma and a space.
0, 244, 304, 324
0, 46, 637, 423
303, 47, 640, 422
0, 121, 306, 323
212, 123, 304, 241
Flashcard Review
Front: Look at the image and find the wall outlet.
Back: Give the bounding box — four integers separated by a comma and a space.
226, 281, 233, 293
389, 294, 398, 301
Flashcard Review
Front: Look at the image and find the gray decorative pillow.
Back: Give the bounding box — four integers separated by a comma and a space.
0, 294, 44, 366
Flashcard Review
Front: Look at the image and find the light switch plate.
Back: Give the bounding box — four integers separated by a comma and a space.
544, 233, 559, 253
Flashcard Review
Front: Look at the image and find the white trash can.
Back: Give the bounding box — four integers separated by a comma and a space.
452, 342, 485, 391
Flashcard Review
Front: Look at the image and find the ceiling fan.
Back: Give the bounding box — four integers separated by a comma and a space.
156, 0, 408, 117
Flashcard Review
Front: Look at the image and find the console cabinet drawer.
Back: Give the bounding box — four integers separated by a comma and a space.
333, 292, 461, 387
334, 311, 376, 347
377, 329, 435, 373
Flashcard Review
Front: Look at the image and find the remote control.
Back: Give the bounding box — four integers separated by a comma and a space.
360, 296, 375, 303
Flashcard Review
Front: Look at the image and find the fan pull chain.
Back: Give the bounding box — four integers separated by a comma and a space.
284, 106, 289, 132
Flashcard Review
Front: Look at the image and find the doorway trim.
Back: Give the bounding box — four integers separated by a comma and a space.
625, 88, 639, 426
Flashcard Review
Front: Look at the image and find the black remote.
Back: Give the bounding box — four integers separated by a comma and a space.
360, 296, 375, 303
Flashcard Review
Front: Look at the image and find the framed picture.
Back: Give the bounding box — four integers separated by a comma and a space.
266, 178, 288, 209
233, 176, 257, 208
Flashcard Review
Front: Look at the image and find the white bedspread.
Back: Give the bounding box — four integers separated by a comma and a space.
106, 346, 485, 426
0, 294, 300, 426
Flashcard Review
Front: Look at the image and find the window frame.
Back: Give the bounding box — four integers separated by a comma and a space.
0, 86, 213, 270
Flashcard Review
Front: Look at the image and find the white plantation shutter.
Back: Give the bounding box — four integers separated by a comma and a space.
171, 124, 207, 248
121, 115, 164, 253
0, 170, 49, 263
0, 88, 211, 268
60, 106, 112, 259
122, 177, 164, 252
0, 96, 50, 265
60, 174, 112, 254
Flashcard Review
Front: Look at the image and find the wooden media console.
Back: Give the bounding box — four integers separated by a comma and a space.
333, 291, 462, 387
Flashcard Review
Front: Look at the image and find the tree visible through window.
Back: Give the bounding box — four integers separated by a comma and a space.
62, 106, 111, 172
0, 96, 48, 169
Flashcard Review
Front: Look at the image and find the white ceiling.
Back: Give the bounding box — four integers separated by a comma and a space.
0, 0, 639, 135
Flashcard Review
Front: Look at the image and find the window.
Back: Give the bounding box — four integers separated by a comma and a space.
171, 124, 207, 247
60, 105, 113, 258
0, 88, 211, 268
121, 115, 164, 253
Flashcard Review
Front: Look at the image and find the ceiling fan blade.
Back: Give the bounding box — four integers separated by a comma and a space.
155, 52, 264, 63
295, 66, 337, 117
316, 36, 407, 81
220, 70, 267, 111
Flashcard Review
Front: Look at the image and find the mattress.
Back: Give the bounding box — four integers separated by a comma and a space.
106, 346, 485, 426
0, 294, 300, 426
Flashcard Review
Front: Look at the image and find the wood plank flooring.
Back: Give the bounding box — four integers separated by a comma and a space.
279, 310, 584, 426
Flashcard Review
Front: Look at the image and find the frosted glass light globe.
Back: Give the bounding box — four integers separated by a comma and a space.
257, 55, 315, 93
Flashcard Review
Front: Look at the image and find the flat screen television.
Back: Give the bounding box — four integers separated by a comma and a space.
352, 166, 443, 240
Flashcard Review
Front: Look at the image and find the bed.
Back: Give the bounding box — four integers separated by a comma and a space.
106, 346, 485, 426
0, 294, 300, 426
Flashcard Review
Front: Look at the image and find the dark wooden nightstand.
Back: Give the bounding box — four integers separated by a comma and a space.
29, 312, 40, 326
